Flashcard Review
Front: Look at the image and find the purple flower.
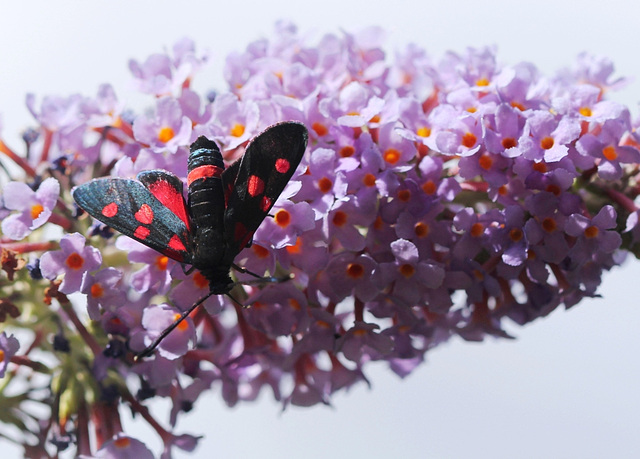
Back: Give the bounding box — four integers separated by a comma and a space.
519, 111, 581, 162
89, 434, 154, 459
324, 196, 375, 251
575, 119, 640, 180
1, 178, 59, 240
244, 282, 309, 337
81, 268, 125, 320
254, 200, 315, 250
140, 304, 196, 360
208, 93, 260, 149
0, 332, 19, 378
40, 233, 102, 294
5, 26, 640, 456
132, 97, 192, 154
376, 239, 445, 305
322, 252, 380, 302
115, 237, 175, 295
337, 321, 394, 363
565, 205, 622, 264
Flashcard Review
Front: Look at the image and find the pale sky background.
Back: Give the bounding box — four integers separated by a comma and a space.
1, 1, 639, 458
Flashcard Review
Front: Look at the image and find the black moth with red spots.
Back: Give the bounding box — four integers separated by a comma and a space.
72, 122, 308, 354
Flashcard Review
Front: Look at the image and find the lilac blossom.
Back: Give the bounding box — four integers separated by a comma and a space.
2, 23, 640, 458
0, 333, 19, 378
40, 232, 102, 294
1, 177, 60, 240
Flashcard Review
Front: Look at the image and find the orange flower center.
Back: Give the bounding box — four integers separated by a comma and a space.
317, 177, 333, 193
542, 217, 556, 233
397, 189, 411, 202
157, 126, 174, 143
399, 264, 415, 278
230, 123, 245, 137
478, 154, 493, 170
30, 203, 44, 220
422, 180, 436, 195
274, 209, 291, 227
363, 173, 376, 187
155, 256, 169, 271
65, 253, 84, 270
384, 148, 401, 164
470, 223, 484, 237
509, 228, 523, 242
584, 226, 599, 238
602, 145, 617, 161
501, 137, 517, 149
346, 263, 364, 279
311, 122, 328, 136
339, 145, 355, 157
540, 136, 554, 150
332, 211, 347, 227
114, 437, 131, 449
90, 283, 104, 298
579, 107, 592, 117
414, 222, 429, 238
174, 313, 189, 331
193, 272, 209, 289
252, 244, 269, 258
461, 132, 477, 148
285, 237, 302, 254
416, 126, 431, 137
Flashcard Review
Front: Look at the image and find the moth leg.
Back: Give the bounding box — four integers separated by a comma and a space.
182, 264, 196, 275
231, 263, 264, 279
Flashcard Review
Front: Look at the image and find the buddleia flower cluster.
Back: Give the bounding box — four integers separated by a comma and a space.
2, 21, 640, 457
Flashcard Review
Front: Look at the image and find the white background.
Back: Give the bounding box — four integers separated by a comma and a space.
1, 1, 639, 458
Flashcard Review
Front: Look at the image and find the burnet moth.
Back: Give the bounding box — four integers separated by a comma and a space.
72, 122, 308, 358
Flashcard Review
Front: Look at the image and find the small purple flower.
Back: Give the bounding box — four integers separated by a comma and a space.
89, 434, 154, 459
0, 332, 20, 378
169, 271, 224, 316
324, 196, 375, 251
115, 237, 175, 295
575, 119, 640, 180
81, 268, 125, 320
208, 93, 260, 149
140, 304, 196, 360
337, 321, 394, 363
296, 147, 350, 217
376, 239, 445, 305
565, 205, 622, 264
254, 200, 315, 249
40, 233, 102, 294
1, 177, 59, 240
132, 97, 192, 154
322, 252, 380, 302
519, 111, 581, 162
86, 84, 125, 128
244, 283, 309, 337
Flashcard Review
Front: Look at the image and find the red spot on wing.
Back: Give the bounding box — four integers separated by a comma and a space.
102, 202, 118, 218
275, 158, 290, 173
187, 165, 223, 186
247, 175, 264, 197
135, 204, 154, 224
260, 196, 272, 212
168, 234, 187, 252
146, 179, 190, 230
234, 221, 254, 248
134, 226, 151, 240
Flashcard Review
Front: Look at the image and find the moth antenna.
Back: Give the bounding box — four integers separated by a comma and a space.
229, 273, 293, 288
135, 290, 216, 360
